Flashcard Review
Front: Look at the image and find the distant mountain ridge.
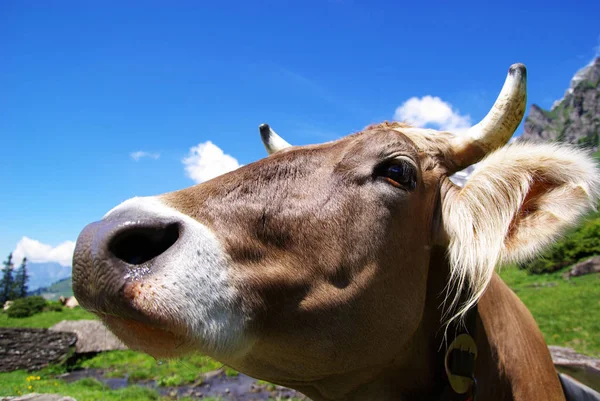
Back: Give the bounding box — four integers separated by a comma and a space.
520, 58, 600, 149
26, 262, 72, 292
29, 276, 73, 300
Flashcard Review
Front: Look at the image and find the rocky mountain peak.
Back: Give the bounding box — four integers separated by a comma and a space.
520, 58, 600, 150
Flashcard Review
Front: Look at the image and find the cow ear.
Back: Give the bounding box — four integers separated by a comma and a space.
440, 143, 599, 320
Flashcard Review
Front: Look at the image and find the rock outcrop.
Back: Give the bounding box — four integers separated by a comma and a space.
563, 256, 600, 279
550, 345, 600, 372
0, 328, 76, 372
49, 320, 127, 354
520, 58, 600, 150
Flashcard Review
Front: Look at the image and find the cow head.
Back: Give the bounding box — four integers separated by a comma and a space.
72, 64, 599, 399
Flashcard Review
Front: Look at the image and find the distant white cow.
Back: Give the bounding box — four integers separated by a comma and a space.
64, 296, 79, 309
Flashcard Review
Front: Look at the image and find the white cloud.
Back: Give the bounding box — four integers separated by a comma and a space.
12, 237, 75, 267
395, 96, 476, 185
394, 95, 472, 135
130, 151, 160, 161
394, 96, 520, 187
183, 141, 241, 184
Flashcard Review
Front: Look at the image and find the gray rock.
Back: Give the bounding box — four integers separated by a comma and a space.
1, 393, 77, 401
0, 328, 76, 372
563, 256, 600, 279
49, 320, 127, 354
550, 345, 600, 371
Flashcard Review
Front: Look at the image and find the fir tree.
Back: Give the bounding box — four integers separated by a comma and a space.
13, 257, 29, 299
0, 253, 15, 304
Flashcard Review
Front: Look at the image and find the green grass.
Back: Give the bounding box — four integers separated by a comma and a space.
0, 369, 226, 401
0, 306, 264, 400
76, 350, 238, 384
0, 306, 96, 328
0, 370, 161, 401
499, 265, 600, 356
0, 349, 248, 400
0, 356, 287, 401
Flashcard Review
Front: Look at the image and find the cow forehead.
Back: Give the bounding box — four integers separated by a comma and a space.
161, 125, 454, 215
262, 122, 455, 172
159, 125, 443, 267
310, 122, 453, 148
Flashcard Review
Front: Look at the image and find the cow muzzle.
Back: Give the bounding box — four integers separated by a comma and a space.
71, 196, 251, 360
72, 213, 180, 315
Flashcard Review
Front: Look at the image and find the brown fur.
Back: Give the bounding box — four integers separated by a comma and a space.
475, 274, 565, 401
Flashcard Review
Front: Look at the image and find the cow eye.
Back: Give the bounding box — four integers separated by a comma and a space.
378, 160, 417, 190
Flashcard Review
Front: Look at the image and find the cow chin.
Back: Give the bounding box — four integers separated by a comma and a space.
100, 314, 197, 359
114, 271, 253, 362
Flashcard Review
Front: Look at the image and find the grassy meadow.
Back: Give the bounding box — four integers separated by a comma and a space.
0, 264, 598, 400
0, 305, 92, 328
498, 264, 600, 356
0, 307, 245, 400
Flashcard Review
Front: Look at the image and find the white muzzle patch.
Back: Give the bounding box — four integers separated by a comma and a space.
104, 196, 253, 360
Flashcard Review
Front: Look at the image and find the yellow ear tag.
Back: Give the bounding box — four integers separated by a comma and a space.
444, 333, 478, 394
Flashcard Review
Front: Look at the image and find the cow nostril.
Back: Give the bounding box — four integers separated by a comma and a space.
109, 223, 180, 265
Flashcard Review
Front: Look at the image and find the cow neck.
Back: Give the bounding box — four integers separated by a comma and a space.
432, 304, 479, 401
299, 249, 490, 401
423, 246, 480, 401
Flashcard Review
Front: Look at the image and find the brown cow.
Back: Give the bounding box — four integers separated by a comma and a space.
72, 64, 599, 401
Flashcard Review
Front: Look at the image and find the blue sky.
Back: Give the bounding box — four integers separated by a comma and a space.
1, 1, 599, 266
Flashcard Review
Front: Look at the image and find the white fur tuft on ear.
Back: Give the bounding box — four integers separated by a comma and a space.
441, 142, 600, 326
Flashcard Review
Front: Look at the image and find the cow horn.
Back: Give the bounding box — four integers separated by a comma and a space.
259, 123, 292, 155
451, 63, 527, 171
